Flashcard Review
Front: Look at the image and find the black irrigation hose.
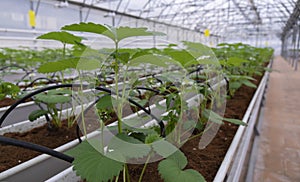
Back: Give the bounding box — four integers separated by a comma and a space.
22, 77, 57, 91
0, 135, 74, 163
188, 65, 204, 75
16, 70, 35, 86
95, 86, 166, 137
134, 87, 162, 95
0, 84, 77, 127
0, 64, 29, 73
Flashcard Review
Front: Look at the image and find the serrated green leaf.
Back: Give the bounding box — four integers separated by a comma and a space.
28, 109, 49, 121
129, 54, 177, 67
76, 58, 102, 70
144, 133, 161, 144
66, 140, 123, 182
229, 82, 242, 90
107, 133, 151, 159
203, 109, 246, 126
130, 97, 148, 107
202, 109, 223, 124
152, 139, 179, 158
47, 89, 72, 95
158, 158, 206, 182
37, 31, 82, 44
226, 57, 249, 66
96, 95, 114, 110
114, 26, 165, 42
38, 58, 79, 73
61, 22, 115, 41
0, 52, 6, 59
162, 48, 196, 67
61, 22, 165, 43
35, 94, 71, 104
242, 79, 257, 88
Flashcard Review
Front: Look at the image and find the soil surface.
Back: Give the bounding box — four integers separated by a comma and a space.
0, 75, 261, 181
0, 98, 17, 108
0, 121, 79, 172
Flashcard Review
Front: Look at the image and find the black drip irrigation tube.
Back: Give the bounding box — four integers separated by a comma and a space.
22, 77, 58, 91
0, 64, 29, 73
0, 135, 74, 163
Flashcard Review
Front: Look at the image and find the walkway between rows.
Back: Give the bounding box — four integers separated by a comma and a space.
253, 56, 300, 182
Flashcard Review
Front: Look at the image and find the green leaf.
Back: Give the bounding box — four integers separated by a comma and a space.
242, 79, 257, 88
162, 48, 197, 67
114, 26, 165, 42
107, 133, 151, 159
61, 22, 165, 43
130, 97, 148, 107
35, 94, 71, 104
203, 109, 246, 126
38, 58, 79, 73
67, 140, 124, 182
0, 52, 6, 59
37, 31, 82, 44
152, 139, 179, 158
223, 118, 247, 126
76, 58, 102, 70
158, 150, 206, 182
129, 54, 177, 67
61, 22, 115, 41
28, 110, 49, 121
96, 95, 115, 110
183, 41, 215, 60
202, 109, 223, 124
159, 160, 206, 182
144, 133, 161, 144
47, 89, 72, 95
226, 57, 249, 66
0, 82, 20, 99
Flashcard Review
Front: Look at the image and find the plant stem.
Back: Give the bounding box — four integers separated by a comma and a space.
138, 153, 151, 182
125, 164, 130, 182
114, 41, 122, 134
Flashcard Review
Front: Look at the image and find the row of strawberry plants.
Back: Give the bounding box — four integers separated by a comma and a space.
0, 22, 273, 181
28, 23, 272, 182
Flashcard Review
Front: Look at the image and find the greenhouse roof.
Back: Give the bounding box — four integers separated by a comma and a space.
67, 0, 300, 39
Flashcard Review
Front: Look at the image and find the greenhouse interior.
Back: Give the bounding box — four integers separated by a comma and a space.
0, 0, 299, 181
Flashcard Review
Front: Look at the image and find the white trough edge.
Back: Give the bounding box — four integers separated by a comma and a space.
213, 69, 269, 182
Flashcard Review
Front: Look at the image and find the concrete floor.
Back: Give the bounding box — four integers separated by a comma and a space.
253, 57, 300, 182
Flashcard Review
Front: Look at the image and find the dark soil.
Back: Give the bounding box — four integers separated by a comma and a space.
0, 98, 17, 108
0, 121, 79, 172
0, 75, 262, 180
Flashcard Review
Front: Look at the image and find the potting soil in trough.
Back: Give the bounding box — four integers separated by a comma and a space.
0, 98, 17, 108
0, 121, 79, 172
116, 75, 262, 182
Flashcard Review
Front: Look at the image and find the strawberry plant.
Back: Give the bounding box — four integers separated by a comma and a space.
28, 88, 74, 129
0, 81, 20, 100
